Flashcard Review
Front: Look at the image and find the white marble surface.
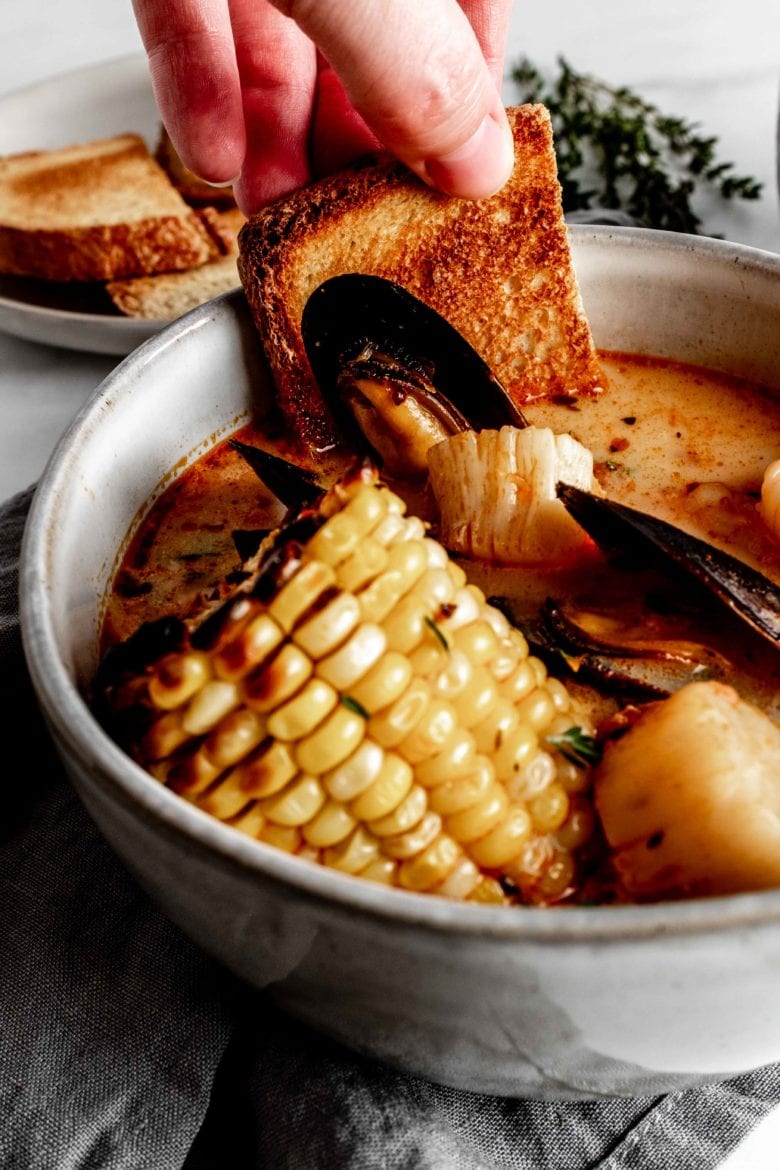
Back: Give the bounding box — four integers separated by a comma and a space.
1, 1, 778, 1163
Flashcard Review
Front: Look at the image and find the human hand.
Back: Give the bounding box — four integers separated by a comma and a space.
132, 0, 515, 214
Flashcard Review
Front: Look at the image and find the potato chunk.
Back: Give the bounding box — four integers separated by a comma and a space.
595, 681, 780, 898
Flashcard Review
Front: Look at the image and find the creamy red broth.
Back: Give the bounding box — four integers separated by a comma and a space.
101, 352, 780, 720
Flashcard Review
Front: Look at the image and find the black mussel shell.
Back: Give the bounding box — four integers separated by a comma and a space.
301, 274, 528, 439
229, 440, 326, 511
557, 484, 780, 649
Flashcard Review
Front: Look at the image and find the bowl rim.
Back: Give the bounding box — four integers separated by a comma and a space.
19, 225, 780, 944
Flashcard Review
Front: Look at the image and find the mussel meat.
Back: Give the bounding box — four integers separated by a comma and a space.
301, 274, 527, 480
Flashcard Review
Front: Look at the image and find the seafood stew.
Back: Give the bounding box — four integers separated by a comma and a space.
97, 348, 780, 907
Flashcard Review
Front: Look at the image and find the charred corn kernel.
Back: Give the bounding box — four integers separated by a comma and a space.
350, 652, 412, 714
261, 823, 302, 853
261, 774, 326, 826
351, 752, 413, 821
103, 472, 597, 907
229, 802, 266, 838
316, 623, 386, 690
357, 541, 428, 622
428, 758, 493, 815
167, 749, 221, 796
468, 804, 533, 868
494, 724, 538, 783
302, 799, 357, 847
399, 834, 460, 891
213, 612, 283, 680
414, 728, 478, 787
266, 677, 337, 741
243, 643, 312, 712
307, 489, 388, 565
336, 538, 388, 592
529, 781, 570, 833
182, 680, 240, 735
445, 781, 509, 843
234, 739, 298, 798
360, 858, 398, 885
293, 591, 361, 659
324, 827, 380, 874
323, 740, 383, 801
515, 688, 558, 733
206, 708, 265, 768
149, 651, 211, 709
268, 561, 336, 631
295, 704, 366, 774
197, 777, 250, 821
380, 810, 442, 860
368, 784, 427, 838
368, 678, 431, 748
143, 711, 190, 760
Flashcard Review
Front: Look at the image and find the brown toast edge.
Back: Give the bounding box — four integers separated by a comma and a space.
238, 104, 604, 454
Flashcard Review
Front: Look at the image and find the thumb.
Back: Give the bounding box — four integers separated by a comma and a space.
269, 0, 514, 199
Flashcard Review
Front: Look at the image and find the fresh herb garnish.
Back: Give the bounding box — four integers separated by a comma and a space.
512, 56, 762, 234
424, 615, 450, 652
547, 725, 602, 768
341, 695, 369, 719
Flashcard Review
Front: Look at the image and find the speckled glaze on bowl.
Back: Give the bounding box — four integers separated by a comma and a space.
20, 228, 780, 1099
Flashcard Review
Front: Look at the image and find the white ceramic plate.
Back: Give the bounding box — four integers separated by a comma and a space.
0, 55, 172, 355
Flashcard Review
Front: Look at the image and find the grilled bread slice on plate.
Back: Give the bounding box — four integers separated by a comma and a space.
238, 104, 604, 454
106, 208, 245, 319
0, 132, 222, 282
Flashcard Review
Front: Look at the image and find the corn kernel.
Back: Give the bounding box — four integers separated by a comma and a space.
266, 677, 337, 741
295, 704, 366, 774
148, 651, 210, 710
350, 752, 413, 821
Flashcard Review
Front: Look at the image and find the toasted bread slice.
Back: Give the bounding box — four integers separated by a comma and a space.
0, 133, 222, 281
106, 208, 245, 319
155, 125, 237, 209
238, 104, 603, 453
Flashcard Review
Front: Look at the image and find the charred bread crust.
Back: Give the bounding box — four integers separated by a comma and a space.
238, 105, 604, 454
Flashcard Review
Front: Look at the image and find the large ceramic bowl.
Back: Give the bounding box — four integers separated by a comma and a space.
20, 227, 780, 1099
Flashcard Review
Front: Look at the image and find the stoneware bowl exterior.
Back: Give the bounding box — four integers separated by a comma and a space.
20, 227, 780, 1099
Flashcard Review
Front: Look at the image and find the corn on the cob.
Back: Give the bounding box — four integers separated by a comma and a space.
595, 680, 780, 899
100, 467, 598, 906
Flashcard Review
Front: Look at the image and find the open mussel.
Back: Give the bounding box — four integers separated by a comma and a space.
557, 485, 780, 650
301, 274, 527, 480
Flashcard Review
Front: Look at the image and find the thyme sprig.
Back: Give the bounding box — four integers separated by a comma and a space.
512, 56, 762, 234
547, 726, 602, 769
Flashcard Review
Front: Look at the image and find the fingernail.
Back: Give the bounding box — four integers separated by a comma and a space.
423, 111, 514, 200
200, 177, 238, 189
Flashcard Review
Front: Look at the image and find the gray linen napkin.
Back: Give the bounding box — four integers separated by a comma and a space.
3, 487, 779, 1170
